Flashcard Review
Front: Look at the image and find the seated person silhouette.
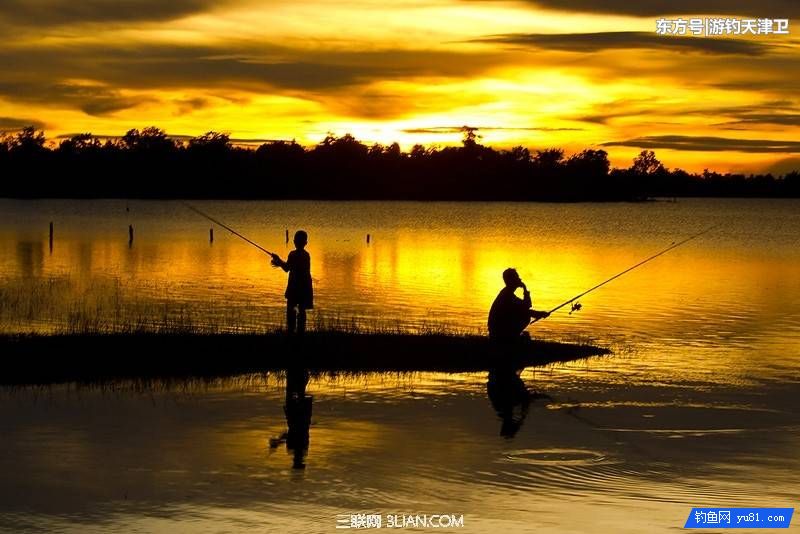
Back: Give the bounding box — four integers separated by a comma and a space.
488, 268, 549, 343
487, 367, 552, 438
487, 367, 531, 438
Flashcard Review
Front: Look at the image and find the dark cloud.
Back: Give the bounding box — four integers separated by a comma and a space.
54, 132, 287, 144
716, 113, 800, 128
0, 82, 146, 116
712, 78, 800, 96
578, 112, 628, 124
0, 43, 504, 90
0, 43, 506, 118
572, 97, 706, 125
531, 43, 800, 99
475, 32, 771, 56
401, 125, 582, 134
0, 27, 794, 127
575, 101, 653, 125
576, 102, 800, 126
101, 47, 506, 91
0, 0, 223, 26
602, 135, 800, 153
174, 97, 213, 115
499, 0, 800, 18
0, 116, 46, 132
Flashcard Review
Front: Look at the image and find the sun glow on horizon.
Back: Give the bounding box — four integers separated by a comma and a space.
0, 1, 798, 173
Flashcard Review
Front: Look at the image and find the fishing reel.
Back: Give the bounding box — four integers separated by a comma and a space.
569, 302, 582, 315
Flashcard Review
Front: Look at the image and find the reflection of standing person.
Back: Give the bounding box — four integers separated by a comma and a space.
268, 366, 313, 469
488, 268, 548, 342
285, 366, 312, 469
270, 230, 313, 335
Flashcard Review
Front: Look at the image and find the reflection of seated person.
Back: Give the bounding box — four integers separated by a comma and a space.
488, 268, 549, 342
487, 367, 550, 438
269, 367, 312, 469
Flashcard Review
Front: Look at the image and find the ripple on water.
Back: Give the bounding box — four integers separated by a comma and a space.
502, 448, 611, 466
475, 401, 800, 505
481, 451, 756, 505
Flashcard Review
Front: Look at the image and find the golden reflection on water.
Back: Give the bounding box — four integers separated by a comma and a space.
0, 199, 799, 383
0, 200, 797, 534
0, 371, 798, 534
5, 223, 797, 324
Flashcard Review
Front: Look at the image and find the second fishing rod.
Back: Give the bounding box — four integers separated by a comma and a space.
529, 224, 718, 324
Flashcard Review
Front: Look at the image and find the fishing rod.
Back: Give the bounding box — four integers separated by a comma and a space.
530, 224, 718, 324
182, 202, 277, 257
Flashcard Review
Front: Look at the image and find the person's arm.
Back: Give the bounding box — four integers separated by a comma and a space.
531, 309, 550, 320
521, 282, 549, 320
270, 253, 290, 272
520, 283, 532, 308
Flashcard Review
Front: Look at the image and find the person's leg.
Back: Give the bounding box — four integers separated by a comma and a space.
297, 308, 307, 336
287, 302, 297, 335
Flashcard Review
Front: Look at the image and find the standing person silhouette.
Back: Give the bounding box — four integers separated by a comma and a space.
271, 230, 313, 336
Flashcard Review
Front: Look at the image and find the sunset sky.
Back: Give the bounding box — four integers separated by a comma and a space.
1, 0, 799, 172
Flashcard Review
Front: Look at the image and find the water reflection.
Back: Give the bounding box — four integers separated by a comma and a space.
487, 366, 551, 439
270, 365, 313, 470
77, 241, 93, 278
0, 371, 798, 533
0, 198, 798, 383
16, 241, 44, 278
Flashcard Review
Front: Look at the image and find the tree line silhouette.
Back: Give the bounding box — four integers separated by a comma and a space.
1, 126, 797, 200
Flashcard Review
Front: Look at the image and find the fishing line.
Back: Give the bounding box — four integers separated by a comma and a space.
530, 224, 719, 324
182, 202, 276, 256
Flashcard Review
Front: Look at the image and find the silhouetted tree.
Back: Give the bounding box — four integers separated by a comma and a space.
531, 148, 566, 198
631, 150, 665, 175
9, 126, 46, 156
121, 127, 175, 152
0, 126, 796, 200
461, 126, 480, 149
533, 148, 564, 168
188, 131, 231, 152
410, 144, 429, 160
785, 171, 800, 196
568, 149, 610, 175
384, 142, 402, 159
507, 146, 531, 164
58, 133, 101, 154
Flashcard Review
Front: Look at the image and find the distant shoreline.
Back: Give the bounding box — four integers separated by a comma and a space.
2, 128, 798, 200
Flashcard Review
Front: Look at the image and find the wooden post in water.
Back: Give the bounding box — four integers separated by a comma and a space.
128, 224, 134, 247
285, 229, 289, 244
210, 227, 214, 243
366, 233, 370, 244
49, 222, 53, 253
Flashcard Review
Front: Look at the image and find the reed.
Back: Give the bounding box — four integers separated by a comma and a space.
0, 275, 470, 336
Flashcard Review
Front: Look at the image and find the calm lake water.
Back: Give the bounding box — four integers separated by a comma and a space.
0, 198, 798, 532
